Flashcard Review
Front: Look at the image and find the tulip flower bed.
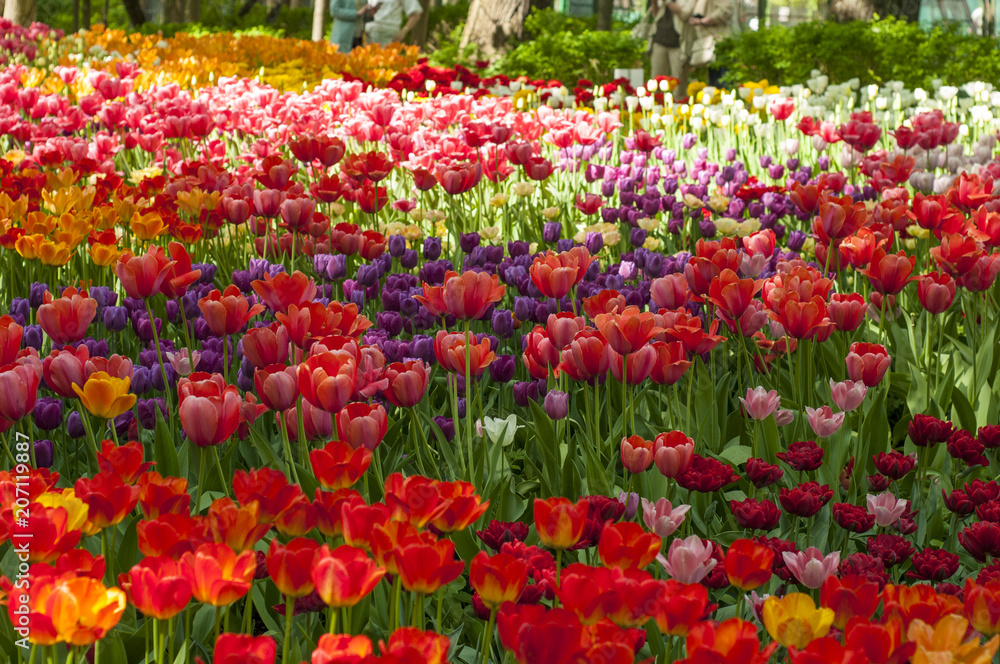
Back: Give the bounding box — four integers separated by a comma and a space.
4, 26, 1000, 664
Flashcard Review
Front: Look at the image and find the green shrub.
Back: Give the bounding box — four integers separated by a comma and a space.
715, 17, 1000, 89
494, 8, 645, 84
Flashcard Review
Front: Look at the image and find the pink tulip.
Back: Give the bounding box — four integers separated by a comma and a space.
641, 498, 690, 538
866, 492, 908, 528
166, 349, 201, 378
656, 535, 716, 584
781, 547, 840, 589
829, 378, 867, 412
739, 386, 781, 421
805, 406, 845, 438
774, 409, 795, 427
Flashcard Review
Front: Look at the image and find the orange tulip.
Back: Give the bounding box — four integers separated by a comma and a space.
394, 539, 466, 595
180, 542, 256, 607
415, 270, 505, 320
595, 305, 665, 355
124, 556, 193, 620
198, 285, 266, 336
37, 287, 97, 344
470, 551, 528, 610
310, 544, 386, 608
534, 497, 589, 550
432, 330, 497, 376
116, 244, 174, 299
251, 270, 317, 314
267, 537, 320, 597
29, 576, 126, 646
966, 579, 1000, 636
207, 498, 271, 552
298, 351, 357, 413
529, 247, 594, 299
310, 439, 372, 490
725, 538, 774, 590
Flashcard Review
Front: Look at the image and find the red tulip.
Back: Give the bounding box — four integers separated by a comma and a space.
556, 330, 610, 381
310, 439, 371, 490
211, 634, 277, 664
42, 345, 89, 398
724, 539, 774, 590
534, 497, 589, 550
598, 522, 661, 570
394, 539, 465, 595
180, 542, 256, 607
336, 402, 388, 451
0, 361, 40, 421
529, 247, 594, 299
827, 293, 869, 332
116, 245, 173, 299
253, 364, 299, 412
37, 287, 97, 344
649, 341, 691, 385
124, 556, 193, 620
433, 330, 497, 376
298, 351, 357, 413
917, 271, 956, 314
241, 322, 290, 368
198, 285, 266, 336
266, 537, 320, 597
845, 342, 890, 387
160, 242, 203, 298
652, 431, 694, 478
595, 305, 665, 355
251, 270, 317, 314
860, 249, 917, 295
311, 544, 386, 608
382, 360, 430, 407
415, 270, 505, 320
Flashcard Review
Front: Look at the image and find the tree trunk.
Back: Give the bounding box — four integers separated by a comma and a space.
2, 0, 36, 25
122, 0, 146, 24
163, 0, 183, 22
186, 0, 200, 22
460, 0, 530, 56
414, 0, 431, 47
595, 0, 613, 29
72, 0, 79, 30
311, 0, 325, 40
82, 0, 91, 28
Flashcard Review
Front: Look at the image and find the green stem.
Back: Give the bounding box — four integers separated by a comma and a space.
195, 447, 208, 515
282, 596, 294, 664
480, 608, 497, 664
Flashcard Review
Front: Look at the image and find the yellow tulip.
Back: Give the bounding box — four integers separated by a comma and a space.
33, 576, 126, 646
36, 489, 98, 537
909, 615, 1000, 664
89, 243, 120, 267
72, 371, 137, 420
762, 593, 835, 650
36, 239, 73, 266
130, 211, 166, 241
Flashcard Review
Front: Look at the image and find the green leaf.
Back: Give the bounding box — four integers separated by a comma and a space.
153, 403, 180, 478
717, 444, 753, 468
952, 388, 977, 433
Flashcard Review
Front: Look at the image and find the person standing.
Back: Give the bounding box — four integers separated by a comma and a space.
648, 0, 692, 95
363, 0, 423, 46
330, 0, 363, 53
678, 0, 734, 88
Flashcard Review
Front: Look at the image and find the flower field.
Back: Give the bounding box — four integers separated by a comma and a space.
3, 19, 1000, 664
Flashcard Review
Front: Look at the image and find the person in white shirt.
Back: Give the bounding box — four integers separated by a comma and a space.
361, 0, 423, 46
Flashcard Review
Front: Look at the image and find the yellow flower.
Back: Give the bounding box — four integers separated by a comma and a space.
72, 372, 137, 420
687, 81, 707, 100
683, 193, 705, 209
715, 218, 738, 236
130, 211, 166, 241
128, 166, 162, 186
762, 593, 835, 650
14, 233, 43, 260
512, 182, 536, 197
541, 207, 560, 220
602, 230, 621, 247
401, 224, 423, 241
908, 224, 930, 240
383, 221, 406, 237
36, 239, 73, 266
490, 193, 509, 207
36, 489, 96, 537
89, 243, 120, 267
34, 576, 127, 647
480, 225, 500, 241
908, 615, 1000, 664
642, 237, 661, 251
3, 149, 26, 165
638, 217, 658, 232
